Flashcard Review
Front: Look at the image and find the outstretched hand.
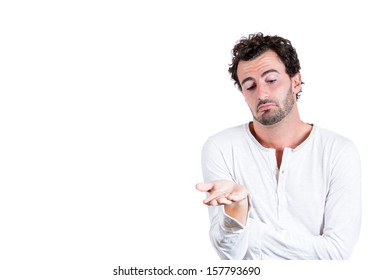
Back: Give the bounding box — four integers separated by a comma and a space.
195, 180, 248, 206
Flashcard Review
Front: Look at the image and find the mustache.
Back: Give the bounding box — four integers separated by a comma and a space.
257, 99, 278, 110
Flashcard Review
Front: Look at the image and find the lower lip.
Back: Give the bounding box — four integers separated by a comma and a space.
258, 104, 276, 112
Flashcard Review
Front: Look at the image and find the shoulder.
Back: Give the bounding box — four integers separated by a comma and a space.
313, 125, 360, 158
204, 124, 247, 147
315, 126, 355, 146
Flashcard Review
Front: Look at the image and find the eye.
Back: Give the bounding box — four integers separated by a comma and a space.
265, 74, 278, 85
246, 83, 257, 91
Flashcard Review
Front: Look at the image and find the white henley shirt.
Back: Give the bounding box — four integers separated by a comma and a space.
201, 123, 361, 260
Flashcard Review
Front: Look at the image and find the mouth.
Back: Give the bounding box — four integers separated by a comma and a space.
257, 103, 276, 112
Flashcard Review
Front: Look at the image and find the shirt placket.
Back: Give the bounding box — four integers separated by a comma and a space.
277, 148, 291, 221
269, 148, 290, 221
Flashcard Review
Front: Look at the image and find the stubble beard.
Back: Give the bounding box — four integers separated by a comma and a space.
253, 87, 295, 126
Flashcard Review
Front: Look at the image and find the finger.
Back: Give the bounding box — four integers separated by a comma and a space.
204, 192, 231, 204
205, 199, 218, 206
227, 192, 248, 202
195, 182, 214, 192
216, 197, 233, 205
205, 197, 232, 206
203, 191, 224, 204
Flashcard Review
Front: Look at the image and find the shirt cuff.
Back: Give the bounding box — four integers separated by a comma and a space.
220, 207, 247, 232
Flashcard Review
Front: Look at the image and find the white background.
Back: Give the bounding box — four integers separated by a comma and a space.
0, 0, 372, 279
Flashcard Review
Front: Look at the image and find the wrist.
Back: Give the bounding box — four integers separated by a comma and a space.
224, 195, 249, 226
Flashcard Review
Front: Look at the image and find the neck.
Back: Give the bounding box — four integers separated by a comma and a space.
249, 107, 312, 151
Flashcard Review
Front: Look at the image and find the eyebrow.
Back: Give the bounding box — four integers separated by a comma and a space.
241, 69, 280, 86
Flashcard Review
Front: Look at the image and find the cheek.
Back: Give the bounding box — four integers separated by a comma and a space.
274, 82, 288, 93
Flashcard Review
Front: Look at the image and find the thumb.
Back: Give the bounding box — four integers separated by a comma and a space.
195, 182, 214, 192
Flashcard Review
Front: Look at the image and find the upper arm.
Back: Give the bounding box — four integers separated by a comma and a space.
201, 138, 234, 183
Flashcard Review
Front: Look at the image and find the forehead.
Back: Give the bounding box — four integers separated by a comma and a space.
237, 50, 286, 80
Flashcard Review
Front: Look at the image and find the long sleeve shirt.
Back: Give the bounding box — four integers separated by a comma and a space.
201, 123, 361, 260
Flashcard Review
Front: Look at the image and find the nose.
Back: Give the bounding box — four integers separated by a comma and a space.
257, 82, 269, 100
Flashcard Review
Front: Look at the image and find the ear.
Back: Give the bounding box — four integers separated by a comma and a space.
292, 72, 302, 94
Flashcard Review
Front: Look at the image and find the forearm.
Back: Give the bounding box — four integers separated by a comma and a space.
224, 197, 249, 226
208, 206, 253, 260
251, 219, 358, 259
210, 214, 359, 260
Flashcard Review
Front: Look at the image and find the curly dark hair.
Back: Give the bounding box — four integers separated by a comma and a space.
228, 32, 303, 100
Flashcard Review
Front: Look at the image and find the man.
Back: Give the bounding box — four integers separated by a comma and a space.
196, 33, 361, 260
